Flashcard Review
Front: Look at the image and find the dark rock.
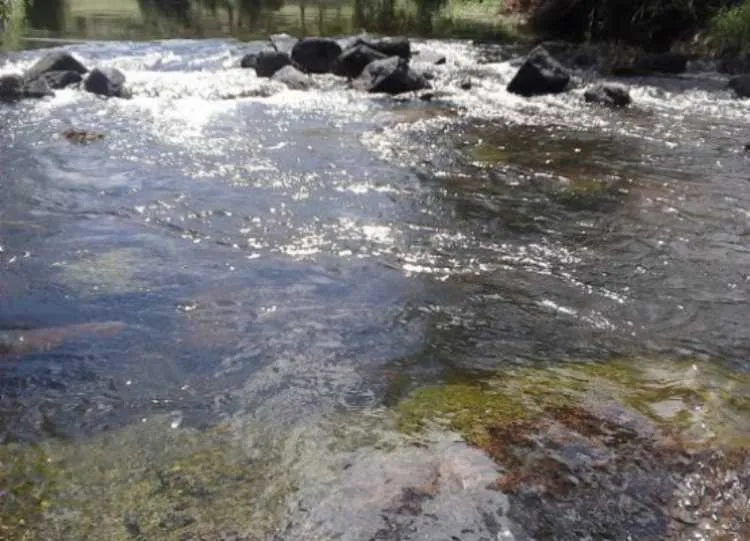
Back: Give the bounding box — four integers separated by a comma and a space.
358, 36, 411, 60
271, 65, 313, 90
615, 52, 688, 76
353, 56, 428, 95
719, 54, 750, 74
268, 33, 298, 56
729, 74, 750, 98
583, 83, 631, 107
291, 37, 342, 74
41, 70, 83, 89
254, 50, 291, 78
240, 53, 258, 69
507, 46, 571, 97
332, 44, 387, 78
24, 77, 54, 99
0, 74, 24, 102
84, 67, 130, 98
459, 77, 472, 90
24, 51, 88, 82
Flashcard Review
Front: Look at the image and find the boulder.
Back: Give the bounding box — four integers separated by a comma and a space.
253, 50, 291, 78
353, 56, 428, 95
358, 36, 410, 59
332, 44, 388, 78
0, 74, 24, 102
84, 67, 129, 98
729, 74, 750, 98
240, 53, 258, 69
271, 65, 314, 90
24, 77, 54, 99
41, 70, 83, 89
268, 33, 298, 56
24, 51, 88, 82
507, 46, 571, 97
291, 37, 342, 74
459, 77, 472, 90
583, 83, 631, 107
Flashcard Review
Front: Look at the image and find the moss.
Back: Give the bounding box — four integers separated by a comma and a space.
0, 444, 58, 541
398, 383, 526, 448
397, 358, 750, 452
17, 418, 289, 541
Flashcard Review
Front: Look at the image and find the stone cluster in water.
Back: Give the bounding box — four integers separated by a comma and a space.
0, 50, 131, 102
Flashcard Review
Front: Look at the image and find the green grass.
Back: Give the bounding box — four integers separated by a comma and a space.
710, 0, 750, 54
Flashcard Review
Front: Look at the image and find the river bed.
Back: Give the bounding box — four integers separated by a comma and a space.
1, 37, 749, 540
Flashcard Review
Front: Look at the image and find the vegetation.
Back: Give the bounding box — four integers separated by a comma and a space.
710, 0, 750, 54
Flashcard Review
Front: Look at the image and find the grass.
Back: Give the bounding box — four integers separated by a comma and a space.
710, 0, 750, 54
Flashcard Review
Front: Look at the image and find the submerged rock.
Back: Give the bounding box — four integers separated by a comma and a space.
353, 56, 428, 95
0, 321, 126, 356
23, 77, 54, 99
729, 74, 750, 98
332, 43, 388, 79
584, 83, 632, 107
62, 128, 106, 144
24, 50, 88, 82
291, 37, 342, 74
507, 46, 571, 97
84, 67, 130, 98
41, 69, 83, 89
397, 358, 750, 541
271, 65, 314, 90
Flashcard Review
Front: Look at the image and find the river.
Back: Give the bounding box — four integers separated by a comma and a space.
1, 18, 750, 541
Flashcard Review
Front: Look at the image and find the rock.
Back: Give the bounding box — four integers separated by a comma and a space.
583, 83, 631, 107
240, 53, 258, 69
358, 36, 411, 59
268, 33, 298, 56
84, 67, 130, 98
63, 129, 105, 144
41, 70, 83, 89
0, 74, 24, 102
459, 77, 472, 90
507, 45, 571, 97
729, 74, 750, 98
353, 56, 428, 95
23, 77, 54, 99
271, 65, 313, 90
253, 50, 291, 78
291, 37, 342, 74
24, 51, 88, 82
331, 44, 388, 78
614, 52, 688, 76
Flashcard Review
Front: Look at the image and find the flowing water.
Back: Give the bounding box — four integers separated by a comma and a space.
1, 33, 750, 541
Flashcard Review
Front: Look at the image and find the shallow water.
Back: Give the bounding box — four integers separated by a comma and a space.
1, 36, 750, 539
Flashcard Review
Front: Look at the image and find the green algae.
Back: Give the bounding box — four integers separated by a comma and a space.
54, 247, 157, 296
0, 444, 58, 541
397, 358, 750, 451
1, 417, 292, 541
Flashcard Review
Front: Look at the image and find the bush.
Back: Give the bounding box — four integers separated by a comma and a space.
711, 0, 750, 54
523, 0, 730, 51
